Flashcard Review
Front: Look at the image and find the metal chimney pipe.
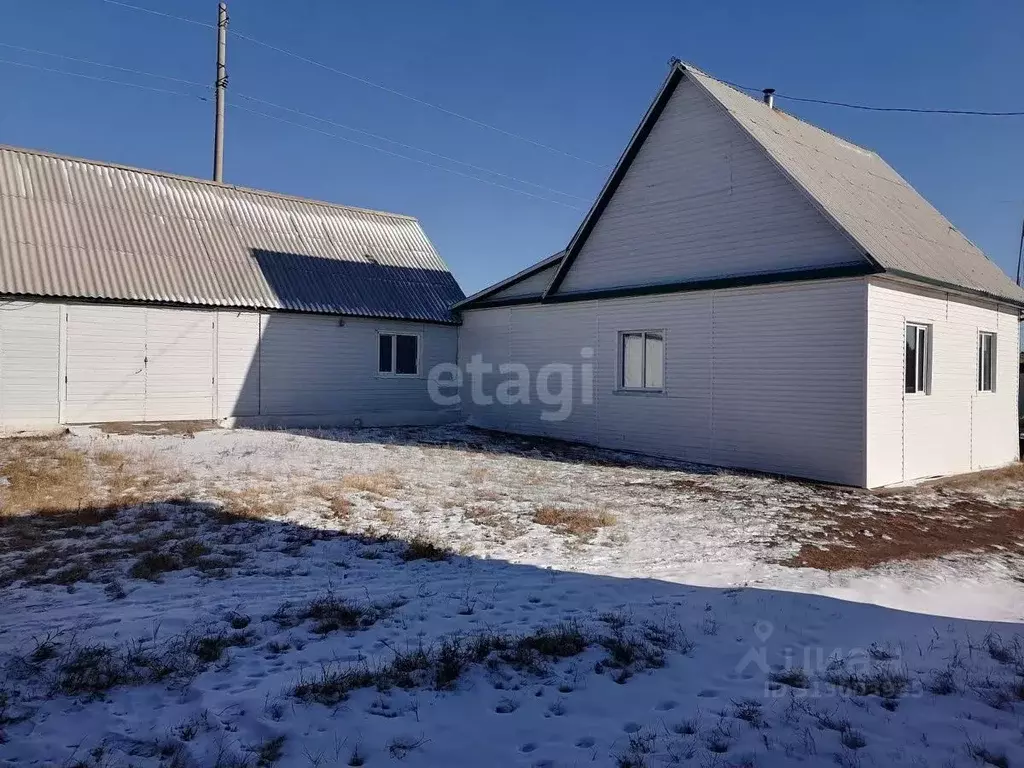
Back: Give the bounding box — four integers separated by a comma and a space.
762, 88, 776, 109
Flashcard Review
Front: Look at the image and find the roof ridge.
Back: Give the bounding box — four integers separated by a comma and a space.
0, 143, 421, 222
675, 62, 879, 156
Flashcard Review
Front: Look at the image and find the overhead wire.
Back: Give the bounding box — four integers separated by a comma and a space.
96, 0, 607, 167
0, 58, 208, 100
227, 101, 587, 211
232, 92, 590, 201
0, 40, 591, 208
0, 42, 210, 89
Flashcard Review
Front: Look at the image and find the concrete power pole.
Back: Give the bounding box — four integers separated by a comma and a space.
213, 2, 228, 182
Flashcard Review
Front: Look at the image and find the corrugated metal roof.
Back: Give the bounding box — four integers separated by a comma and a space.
0, 145, 465, 323
683, 65, 1024, 307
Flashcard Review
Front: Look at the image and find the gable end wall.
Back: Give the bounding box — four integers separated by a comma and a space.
557, 77, 866, 294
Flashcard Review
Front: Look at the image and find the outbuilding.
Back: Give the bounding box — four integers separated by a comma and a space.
0, 145, 464, 429
456, 62, 1024, 487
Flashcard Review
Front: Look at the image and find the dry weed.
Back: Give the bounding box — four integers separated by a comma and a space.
532, 505, 616, 539
343, 472, 402, 496
216, 487, 291, 521
0, 437, 94, 517
309, 482, 353, 518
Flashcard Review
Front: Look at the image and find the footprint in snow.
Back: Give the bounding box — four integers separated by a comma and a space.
654, 700, 677, 711
697, 689, 718, 698
623, 722, 641, 733
575, 737, 595, 748
519, 742, 537, 753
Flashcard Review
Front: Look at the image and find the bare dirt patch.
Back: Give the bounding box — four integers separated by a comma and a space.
779, 491, 1024, 570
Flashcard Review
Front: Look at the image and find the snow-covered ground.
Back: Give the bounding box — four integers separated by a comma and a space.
1, 426, 1022, 767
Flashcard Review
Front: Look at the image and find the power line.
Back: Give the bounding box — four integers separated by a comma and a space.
93, 0, 607, 167
0, 37, 588, 202
0, 51, 587, 211
229, 31, 609, 168
233, 92, 590, 202
718, 76, 1024, 117
0, 58, 208, 100
99, 0, 214, 29
228, 102, 588, 211
0, 42, 210, 89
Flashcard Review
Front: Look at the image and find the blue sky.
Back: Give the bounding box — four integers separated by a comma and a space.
1, 0, 1022, 295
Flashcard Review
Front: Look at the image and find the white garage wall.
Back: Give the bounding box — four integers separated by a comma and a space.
0, 300, 458, 429
145, 308, 215, 421
0, 301, 61, 427
460, 278, 868, 485
63, 304, 147, 423
216, 311, 261, 418
866, 279, 1020, 486
253, 314, 459, 427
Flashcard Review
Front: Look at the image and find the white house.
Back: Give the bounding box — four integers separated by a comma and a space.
0, 145, 463, 429
455, 62, 1024, 487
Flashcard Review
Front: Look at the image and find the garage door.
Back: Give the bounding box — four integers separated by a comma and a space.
63, 305, 214, 423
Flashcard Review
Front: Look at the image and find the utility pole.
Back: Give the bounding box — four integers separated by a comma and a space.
212, 2, 228, 182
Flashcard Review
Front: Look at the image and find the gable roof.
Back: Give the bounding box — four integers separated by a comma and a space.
452, 250, 565, 309
544, 62, 1024, 308
0, 145, 465, 323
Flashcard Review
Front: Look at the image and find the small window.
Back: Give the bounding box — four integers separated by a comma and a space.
378, 333, 419, 375
904, 323, 931, 394
978, 332, 996, 392
620, 331, 664, 390
378, 334, 393, 374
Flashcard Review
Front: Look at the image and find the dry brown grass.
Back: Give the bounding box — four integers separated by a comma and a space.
309, 482, 353, 518
342, 471, 402, 496
532, 505, 616, 539
0, 437, 94, 517
95, 449, 176, 508
215, 487, 291, 521
467, 466, 491, 483
931, 461, 1024, 492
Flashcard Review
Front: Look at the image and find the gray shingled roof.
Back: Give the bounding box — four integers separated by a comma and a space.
0, 145, 464, 323
683, 64, 1024, 307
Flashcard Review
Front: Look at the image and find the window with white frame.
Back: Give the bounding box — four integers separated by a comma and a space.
977, 331, 996, 392
904, 323, 931, 394
619, 331, 664, 390
378, 332, 420, 375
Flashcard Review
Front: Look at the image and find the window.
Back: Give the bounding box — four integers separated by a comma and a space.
619, 331, 664, 390
978, 332, 996, 392
904, 323, 931, 394
378, 333, 419, 375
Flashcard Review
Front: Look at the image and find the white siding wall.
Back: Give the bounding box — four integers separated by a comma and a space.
486, 262, 559, 300
144, 308, 215, 421
866, 279, 1020, 486
558, 78, 866, 294
256, 314, 458, 425
216, 311, 261, 418
458, 308, 510, 431
0, 301, 60, 427
63, 305, 147, 423
0, 301, 458, 429
460, 279, 868, 485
